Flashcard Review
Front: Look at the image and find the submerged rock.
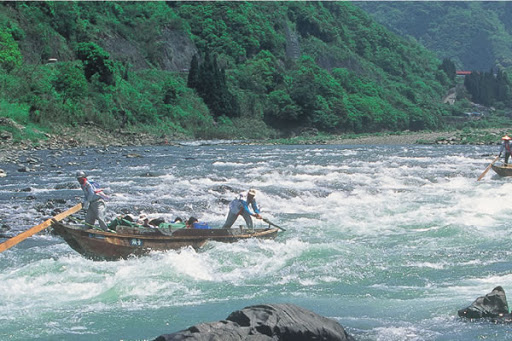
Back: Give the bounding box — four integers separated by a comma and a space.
210, 184, 236, 194
125, 153, 142, 158
54, 182, 79, 190
458, 286, 510, 319
139, 171, 165, 177
0, 224, 11, 238
154, 303, 355, 341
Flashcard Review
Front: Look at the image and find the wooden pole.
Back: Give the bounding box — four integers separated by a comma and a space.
262, 218, 286, 231
0, 203, 82, 253
477, 155, 500, 181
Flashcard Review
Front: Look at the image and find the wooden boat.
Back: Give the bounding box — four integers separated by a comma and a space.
491, 164, 512, 177
51, 221, 280, 260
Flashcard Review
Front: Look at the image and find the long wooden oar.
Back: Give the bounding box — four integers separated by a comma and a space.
0, 203, 82, 253
477, 155, 500, 181
262, 218, 286, 231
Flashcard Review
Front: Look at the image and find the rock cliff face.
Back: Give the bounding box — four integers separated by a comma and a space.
99, 28, 197, 71
158, 28, 198, 71
285, 25, 301, 60
99, 31, 150, 70
154, 303, 355, 341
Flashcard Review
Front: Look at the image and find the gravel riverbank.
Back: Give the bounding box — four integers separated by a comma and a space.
326, 131, 458, 145
1, 127, 510, 165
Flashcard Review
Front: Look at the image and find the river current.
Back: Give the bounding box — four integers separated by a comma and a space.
1, 143, 511, 340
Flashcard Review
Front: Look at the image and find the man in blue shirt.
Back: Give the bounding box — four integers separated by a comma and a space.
76, 171, 108, 231
222, 189, 262, 229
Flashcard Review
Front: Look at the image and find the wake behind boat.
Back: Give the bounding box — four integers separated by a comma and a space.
51, 221, 280, 260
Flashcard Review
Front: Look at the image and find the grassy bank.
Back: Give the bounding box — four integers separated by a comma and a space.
2, 113, 512, 150
267, 128, 512, 146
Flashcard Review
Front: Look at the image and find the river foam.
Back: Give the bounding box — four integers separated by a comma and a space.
1, 144, 511, 340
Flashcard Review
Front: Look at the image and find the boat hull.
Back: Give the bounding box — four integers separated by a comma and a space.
51, 222, 279, 260
491, 164, 512, 177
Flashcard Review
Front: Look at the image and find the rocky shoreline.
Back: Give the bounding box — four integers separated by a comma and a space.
0, 125, 168, 164
2, 125, 511, 165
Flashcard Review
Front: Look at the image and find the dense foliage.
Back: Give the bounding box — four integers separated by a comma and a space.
0, 1, 472, 142
464, 69, 511, 107
187, 47, 240, 119
355, 1, 512, 71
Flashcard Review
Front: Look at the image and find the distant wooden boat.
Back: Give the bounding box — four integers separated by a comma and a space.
51, 222, 280, 260
491, 164, 512, 177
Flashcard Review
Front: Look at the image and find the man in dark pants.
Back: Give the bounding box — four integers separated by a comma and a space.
222, 189, 262, 229
76, 171, 108, 231
499, 135, 512, 165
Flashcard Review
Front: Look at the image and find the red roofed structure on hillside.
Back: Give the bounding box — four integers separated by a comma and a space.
456, 71, 472, 76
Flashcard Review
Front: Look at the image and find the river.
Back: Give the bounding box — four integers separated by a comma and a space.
1, 143, 511, 340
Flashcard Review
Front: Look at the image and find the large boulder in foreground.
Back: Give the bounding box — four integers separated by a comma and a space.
154, 303, 355, 341
458, 286, 510, 319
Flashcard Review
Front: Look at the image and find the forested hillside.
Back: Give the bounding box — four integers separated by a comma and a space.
0, 2, 460, 142
355, 1, 512, 71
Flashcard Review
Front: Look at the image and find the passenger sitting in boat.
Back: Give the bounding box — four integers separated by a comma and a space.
163, 217, 185, 229
222, 189, 262, 229
185, 217, 211, 229
136, 214, 164, 228
499, 135, 512, 165
137, 214, 150, 227
186, 217, 198, 229
107, 214, 136, 231
148, 217, 165, 226
123, 214, 136, 223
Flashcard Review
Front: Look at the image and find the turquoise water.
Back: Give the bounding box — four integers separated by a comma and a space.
1, 144, 512, 340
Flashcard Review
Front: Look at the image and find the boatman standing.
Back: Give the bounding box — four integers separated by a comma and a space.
76, 171, 108, 231
499, 135, 512, 165
222, 189, 262, 229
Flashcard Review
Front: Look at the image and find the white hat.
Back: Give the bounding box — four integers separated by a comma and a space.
248, 189, 257, 196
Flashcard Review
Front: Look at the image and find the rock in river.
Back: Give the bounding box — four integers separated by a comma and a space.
458, 286, 510, 320
154, 303, 355, 341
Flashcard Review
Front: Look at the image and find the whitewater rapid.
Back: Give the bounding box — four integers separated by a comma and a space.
1, 143, 511, 340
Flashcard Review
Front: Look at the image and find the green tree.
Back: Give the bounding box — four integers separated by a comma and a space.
464, 69, 511, 106
48, 2, 80, 41
75, 42, 115, 85
187, 54, 200, 90
235, 50, 281, 94
188, 47, 240, 118
265, 89, 301, 126
52, 61, 88, 104
439, 58, 456, 82
496, 69, 511, 103
0, 27, 22, 72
